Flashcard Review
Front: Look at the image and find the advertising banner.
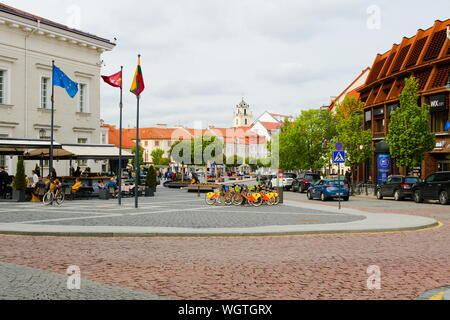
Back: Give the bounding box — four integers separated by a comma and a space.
377, 154, 392, 185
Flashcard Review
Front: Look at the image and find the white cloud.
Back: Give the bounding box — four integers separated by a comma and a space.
3, 0, 450, 128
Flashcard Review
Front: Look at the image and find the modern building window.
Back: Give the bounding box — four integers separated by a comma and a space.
40, 77, 50, 109
0, 70, 5, 105
374, 117, 385, 133
430, 110, 449, 133
79, 83, 89, 113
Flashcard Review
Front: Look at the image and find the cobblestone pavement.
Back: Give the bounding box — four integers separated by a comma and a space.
0, 262, 167, 300
0, 189, 363, 228
0, 190, 450, 300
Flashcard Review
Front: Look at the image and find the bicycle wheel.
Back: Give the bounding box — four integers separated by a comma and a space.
43, 192, 54, 206
251, 196, 263, 207
205, 195, 216, 206
233, 193, 244, 206
55, 191, 65, 206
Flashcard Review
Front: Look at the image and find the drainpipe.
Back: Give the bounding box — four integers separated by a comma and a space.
24, 20, 41, 138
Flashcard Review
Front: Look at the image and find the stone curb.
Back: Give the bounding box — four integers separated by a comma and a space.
0, 200, 439, 238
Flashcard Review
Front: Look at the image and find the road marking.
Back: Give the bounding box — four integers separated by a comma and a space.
429, 291, 445, 300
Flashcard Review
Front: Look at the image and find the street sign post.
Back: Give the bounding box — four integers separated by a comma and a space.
333, 150, 346, 210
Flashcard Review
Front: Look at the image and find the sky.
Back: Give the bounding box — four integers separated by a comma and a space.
3, 0, 450, 129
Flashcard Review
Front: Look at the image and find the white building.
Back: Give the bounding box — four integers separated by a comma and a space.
0, 3, 115, 175
233, 99, 253, 128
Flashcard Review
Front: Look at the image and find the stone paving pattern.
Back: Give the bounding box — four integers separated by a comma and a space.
1, 190, 450, 300
0, 262, 166, 300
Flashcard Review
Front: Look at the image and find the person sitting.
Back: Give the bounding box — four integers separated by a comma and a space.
73, 167, 82, 177
98, 181, 107, 190
71, 179, 82, 200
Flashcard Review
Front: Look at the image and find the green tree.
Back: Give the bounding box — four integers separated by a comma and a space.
278, 109, 337, 171
386, 77, 435, 170
334, 95, 373, 186
151, 148, 165, 165
146, 165, 157, 190
13, 156, 26, 191
131, 146, 145, 183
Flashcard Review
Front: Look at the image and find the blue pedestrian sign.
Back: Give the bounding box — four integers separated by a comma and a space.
333, 151, 346, 164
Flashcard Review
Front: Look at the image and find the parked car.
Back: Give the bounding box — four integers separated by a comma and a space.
307, 178, 350, 202
270, 173, 297, 190
412, 172, 450, 205
376, 176, 419, 201
292, 172, 322, 193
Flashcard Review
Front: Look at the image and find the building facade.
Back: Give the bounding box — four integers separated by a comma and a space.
0, 3, 115, 175
357, 19, 450, 183
233, 99, 254, 128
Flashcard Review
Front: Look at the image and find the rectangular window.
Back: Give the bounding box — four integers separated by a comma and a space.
375, 118, 385, 133
0, 70, 4, 104
0, 155, 5, 168
155, 141, 160, 147
431, 110, 449, 133
78, 138, 88, 144
79, 84, 88, 113
40, 77, 50, 109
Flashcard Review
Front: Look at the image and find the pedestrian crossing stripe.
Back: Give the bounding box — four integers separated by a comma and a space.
333, 151, 346, 163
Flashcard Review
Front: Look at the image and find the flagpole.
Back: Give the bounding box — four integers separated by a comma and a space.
118, 66, 123, 206
50, 60, 55, 180
135, 92, 140, 209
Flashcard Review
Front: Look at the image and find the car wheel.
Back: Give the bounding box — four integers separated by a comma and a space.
414, 190, 424, 203
299, 185, 304, 193
343, 197, 349, 202
394, 190, 403, 201
439, 191, 450, 205
376, 189, 383, 200
307, 191, 313, 200
321, 193, 328, 202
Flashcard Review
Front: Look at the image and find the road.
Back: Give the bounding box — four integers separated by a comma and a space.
0, 189, 449, 300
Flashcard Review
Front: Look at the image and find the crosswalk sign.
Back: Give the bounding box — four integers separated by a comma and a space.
333, 151, 346, 164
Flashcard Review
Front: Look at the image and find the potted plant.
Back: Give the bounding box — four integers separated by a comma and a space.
12, 156, 27, 202
145, 166, 157, 197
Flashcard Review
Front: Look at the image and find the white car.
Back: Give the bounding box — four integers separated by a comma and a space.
270, 173, 297, 190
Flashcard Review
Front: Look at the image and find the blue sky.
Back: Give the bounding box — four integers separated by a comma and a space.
3, 0, 450, 128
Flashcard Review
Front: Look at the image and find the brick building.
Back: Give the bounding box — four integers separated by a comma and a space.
357, 20, 450, 183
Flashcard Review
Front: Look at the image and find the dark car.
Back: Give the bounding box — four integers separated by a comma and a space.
376, 176, 420, 201
412, 172, 450, 205
292, 172, 321, 193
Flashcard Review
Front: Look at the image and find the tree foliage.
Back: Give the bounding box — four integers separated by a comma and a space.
151, 148, 165, 165
13, 156, 26, 191
131, 146, 145, 169
386, 77, 435, 169
146, 165, 157, 189
277, 109, 337, 170
334, 96, 373, 170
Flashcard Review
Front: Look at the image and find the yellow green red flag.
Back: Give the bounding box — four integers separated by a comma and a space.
130, 55, 145, 96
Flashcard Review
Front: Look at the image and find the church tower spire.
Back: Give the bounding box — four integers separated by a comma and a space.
233, 98, 254, 128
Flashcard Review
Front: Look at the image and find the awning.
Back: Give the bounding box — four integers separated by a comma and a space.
375, 140, 390, 154
26, 144, 133, 160
0, 138, 62, 155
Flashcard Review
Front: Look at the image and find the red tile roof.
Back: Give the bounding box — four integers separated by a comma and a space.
261, 122, 282, 131
102, 124, 135, 149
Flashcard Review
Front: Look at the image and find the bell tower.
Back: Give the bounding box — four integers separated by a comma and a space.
233, 98, 253, 128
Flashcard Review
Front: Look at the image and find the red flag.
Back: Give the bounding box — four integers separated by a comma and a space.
101, 71, 122, 89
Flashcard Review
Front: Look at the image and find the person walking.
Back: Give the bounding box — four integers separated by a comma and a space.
0, 167, 9, 199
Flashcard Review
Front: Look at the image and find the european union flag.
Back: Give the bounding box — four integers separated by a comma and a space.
53, 66, 78, 98
445, 121, 450, 132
